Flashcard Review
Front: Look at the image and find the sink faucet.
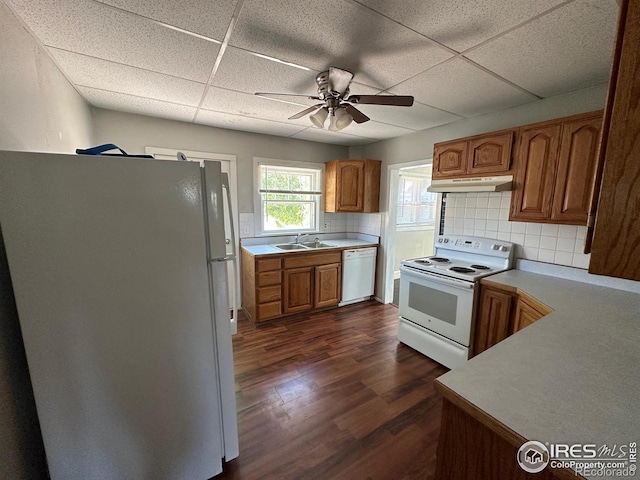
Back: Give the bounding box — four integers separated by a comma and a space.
294, 233, 310, 244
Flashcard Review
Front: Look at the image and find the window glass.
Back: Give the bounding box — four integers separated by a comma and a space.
257, 162, 323, 234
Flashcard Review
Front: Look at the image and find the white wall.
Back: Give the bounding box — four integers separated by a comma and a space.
0, 3, 93, 479
0, 3, 92, 152
91, 108, 349, 213
394, 228, 435, 274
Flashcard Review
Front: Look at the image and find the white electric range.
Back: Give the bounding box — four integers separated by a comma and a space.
398, 235, 515, 369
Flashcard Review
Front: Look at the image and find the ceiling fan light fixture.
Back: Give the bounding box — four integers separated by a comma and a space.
334, 107, 353, 131
310, 107, 328, 128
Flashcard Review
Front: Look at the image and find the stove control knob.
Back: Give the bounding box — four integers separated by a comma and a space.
492, 244, 500, 250
443, 238, 449, 243
438, 238, 443, 243
500, 245, 509, 252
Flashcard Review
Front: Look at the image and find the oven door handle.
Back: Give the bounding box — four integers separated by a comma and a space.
400, 265, 474, 290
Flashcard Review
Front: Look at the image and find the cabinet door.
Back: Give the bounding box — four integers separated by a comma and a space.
473, 286, 513, 356
283, 267, 314, 314
335, 161, 364, 212
551, 116, 602, 224
589, 0, 640, 280
510, 124, 561, 222
433, 140, 468, 178
467, 131, 514, 175
512, 298, 546, 333
314, 263, 341, 309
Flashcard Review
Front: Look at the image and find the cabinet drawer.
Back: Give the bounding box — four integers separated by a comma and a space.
257, 258, 281, 272
257, 301, 281, 320
284, 252, 342, 269
257, 285, 281, 303
257, 270, 281, 287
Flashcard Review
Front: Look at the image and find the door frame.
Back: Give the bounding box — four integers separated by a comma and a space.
381, 158, 440, 304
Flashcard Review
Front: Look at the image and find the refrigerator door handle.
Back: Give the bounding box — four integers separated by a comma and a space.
221, 173, 237, 261
221, 172, 238, 334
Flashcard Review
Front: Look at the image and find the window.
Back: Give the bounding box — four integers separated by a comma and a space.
397, 168, 438, 228
254, 158, 323, 235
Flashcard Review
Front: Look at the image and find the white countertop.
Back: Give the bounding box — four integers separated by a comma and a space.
241, 238, 378, 256
437, 269, 640, 480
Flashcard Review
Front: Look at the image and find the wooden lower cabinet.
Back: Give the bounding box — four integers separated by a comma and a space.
314, 263, 341, 308
283, 267, 314, 314
473, 286, 514, 356
512, 294, 551, 333
435, 395, 582, 480
473, 283, 553, 356
242, 248, 343, 324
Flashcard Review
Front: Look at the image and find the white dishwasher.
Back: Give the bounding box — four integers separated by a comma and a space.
340, 247, 377, 306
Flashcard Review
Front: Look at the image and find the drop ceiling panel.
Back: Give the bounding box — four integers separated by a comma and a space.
356, 101, 462, 131
6, 0, 219, 83
50, 49, 206, 107
195, 109, 307, 137
292, 128, 374, 146
201, 87, 313, 125
78, 86, 197, 122
465, 0, 618, 98
99, 0, 237, 41
354, 0, 567, 52
211, 46, 318, 97
343, 120, 415, 140
229, 0, 454, 89
390, 57, 538, 117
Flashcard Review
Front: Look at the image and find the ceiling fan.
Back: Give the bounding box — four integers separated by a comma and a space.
255, 67, 414, 132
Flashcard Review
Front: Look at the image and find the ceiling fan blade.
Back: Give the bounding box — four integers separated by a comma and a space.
328, 67, 354, 97
255, 92, 322, 101
347, 95, 414, 106
344, 104, 370, 124
288, 104, 324, 120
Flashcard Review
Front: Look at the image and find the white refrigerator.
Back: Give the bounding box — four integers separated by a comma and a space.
0, 151, 239, 479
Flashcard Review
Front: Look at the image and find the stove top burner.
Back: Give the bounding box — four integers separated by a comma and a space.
449, 266, 476, 274
429, 257, 450, 263
414, 259, 432, 265
470, 264, 491, 270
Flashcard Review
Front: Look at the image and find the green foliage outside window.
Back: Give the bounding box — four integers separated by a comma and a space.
263, 172, 307, 229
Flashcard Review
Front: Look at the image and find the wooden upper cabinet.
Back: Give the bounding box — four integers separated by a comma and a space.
472, 286, 514, 357
335, 161, 364, 211
510, 111, 603, 225
467, 131, 514, 175
432, 130, 515, 180
551, 115, 602, 224
433, 140, 468, 178
325, 159, 381, 213
511, 124, 561, 222
589, 0, 640, 280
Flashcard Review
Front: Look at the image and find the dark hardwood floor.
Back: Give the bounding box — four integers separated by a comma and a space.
218, 301, 448, 480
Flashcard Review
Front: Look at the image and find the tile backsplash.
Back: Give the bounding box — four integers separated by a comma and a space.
238, 212, 382, 238
442, 192, 590, 269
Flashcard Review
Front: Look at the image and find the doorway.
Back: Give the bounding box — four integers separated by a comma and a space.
381, 160, 440, 305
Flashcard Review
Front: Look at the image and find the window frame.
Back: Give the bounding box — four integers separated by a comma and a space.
396, 169, 438, 232
253, 157, 325, 236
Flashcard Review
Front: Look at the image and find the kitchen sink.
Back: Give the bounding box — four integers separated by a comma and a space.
301, 242, 336, 249
273, 243, 309, 250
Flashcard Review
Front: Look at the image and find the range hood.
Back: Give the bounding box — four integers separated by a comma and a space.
427, 175, 513, 193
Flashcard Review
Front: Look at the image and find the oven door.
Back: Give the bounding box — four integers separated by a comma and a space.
399, 265, 475, 346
